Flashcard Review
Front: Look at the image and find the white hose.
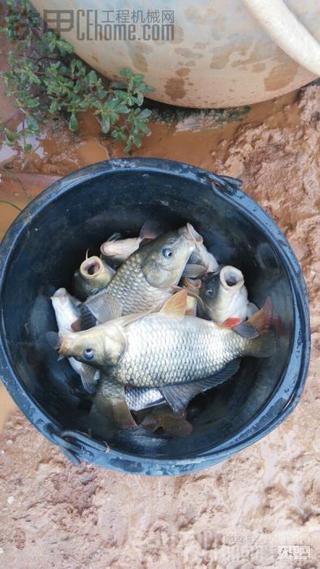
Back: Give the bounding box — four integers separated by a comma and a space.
243, 0, 320, 77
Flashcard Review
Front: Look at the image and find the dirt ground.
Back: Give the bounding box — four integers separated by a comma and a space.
1, 31, 320, 567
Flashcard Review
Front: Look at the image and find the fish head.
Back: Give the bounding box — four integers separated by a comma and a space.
200, 266, 247, 322
140, 224, 198, 288
201, 265, 244, 300
200, 270, 221, 304
59, 323, 126, 368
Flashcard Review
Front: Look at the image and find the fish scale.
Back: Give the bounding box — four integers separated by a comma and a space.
84, 226, 198, 322
98, 252, 171, 315
113, 314, 248, 388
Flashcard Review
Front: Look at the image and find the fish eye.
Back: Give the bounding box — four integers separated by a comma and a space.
162, 247, 173, 259
206, 288, 214, 297
83, 348, 95, 361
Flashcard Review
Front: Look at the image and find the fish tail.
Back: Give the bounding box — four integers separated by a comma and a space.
244, 297, 275, 358
244, 331, 276, 358
247, 297, 273, 334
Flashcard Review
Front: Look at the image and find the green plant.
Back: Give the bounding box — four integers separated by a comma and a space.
1, 0, 153, 152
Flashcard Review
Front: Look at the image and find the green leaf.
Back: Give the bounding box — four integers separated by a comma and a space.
3, 7, 152, 154
100, 116, 111, 134
4, 128, 19, 144
138, 108, 153, 120
25, 97, 40, 109
68, 112, 78, 132
49, 100, 59, 114
26, 115, 39, 132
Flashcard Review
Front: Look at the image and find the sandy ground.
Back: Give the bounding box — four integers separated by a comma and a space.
1, 29, 320, 567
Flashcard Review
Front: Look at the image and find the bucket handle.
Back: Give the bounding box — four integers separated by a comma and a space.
243, 0, 320, 77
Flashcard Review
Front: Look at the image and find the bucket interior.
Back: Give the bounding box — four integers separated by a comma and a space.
0, 169, 294, 460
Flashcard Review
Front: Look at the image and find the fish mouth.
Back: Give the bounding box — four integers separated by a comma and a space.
179, 223, 202, 245
80, 256, 103, 280
220, 266, 244, 290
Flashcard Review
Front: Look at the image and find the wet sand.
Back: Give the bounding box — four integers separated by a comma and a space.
1, 32, 320, 568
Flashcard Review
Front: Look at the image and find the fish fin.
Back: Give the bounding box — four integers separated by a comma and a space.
186, 295, 198, 317
80, 305, 97, 330
244, 331, 276, 358
94, 377, 137, 429
85, 292, 122, 323
183, 263, 207, 278
139, 220, 163, 241
78, 366, 99, 394
160, 360, 241, 412
142, 409, 192, 437
220, 317, 242, 329
218, 304, 264, 338
247, 302, 259, 317
46, 331, 60, 350
247, 297, 273, 335
186, 291, 205, 313
159, 385, 198, 413
244, 298, 275, 358
232, 322, 259, 339
160, 290, 188, 317
182, 278, 204, 314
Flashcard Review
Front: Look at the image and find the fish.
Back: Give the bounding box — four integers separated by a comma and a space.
100, 221, 162, 266
124, 359, 240, 411
182, 276, 202, 314
141, 407, 193, 437
50, 288, 99, 393
125, 386, 164, 411
101, 222, 218, 278
51, 288, 80, 332
82, 223, 199, 325
199, 266, 258, 329
58, 290, 273, 413
73, 255, 115, 300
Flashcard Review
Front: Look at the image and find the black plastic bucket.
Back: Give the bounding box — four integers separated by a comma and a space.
0, 158, 310, 476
